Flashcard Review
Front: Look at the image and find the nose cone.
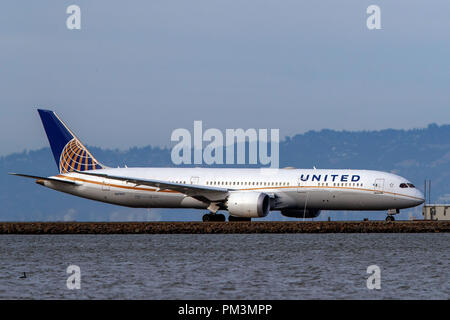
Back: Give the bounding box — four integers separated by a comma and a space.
414, 189, 425, 205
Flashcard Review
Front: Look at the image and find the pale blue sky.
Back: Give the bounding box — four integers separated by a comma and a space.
1, 0, 449, 155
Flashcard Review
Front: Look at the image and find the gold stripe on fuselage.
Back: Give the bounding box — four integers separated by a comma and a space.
54, 175, 422, 200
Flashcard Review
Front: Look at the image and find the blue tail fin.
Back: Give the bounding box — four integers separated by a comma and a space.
37, 109, 105, 174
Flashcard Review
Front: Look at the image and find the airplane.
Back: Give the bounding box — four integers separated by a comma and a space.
10, 109, 425, 222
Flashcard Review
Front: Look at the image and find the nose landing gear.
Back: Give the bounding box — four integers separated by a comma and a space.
386, 208, 400, 222
385, 215, 395, 222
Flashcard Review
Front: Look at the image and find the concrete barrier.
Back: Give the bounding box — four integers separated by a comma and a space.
0, 221, 449, 234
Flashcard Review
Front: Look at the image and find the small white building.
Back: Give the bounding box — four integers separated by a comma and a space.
422, 204, 450, 221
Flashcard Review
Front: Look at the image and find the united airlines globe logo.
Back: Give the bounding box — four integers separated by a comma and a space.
59, 138, 103, 173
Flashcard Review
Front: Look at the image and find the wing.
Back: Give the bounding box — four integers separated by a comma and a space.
9, 173, 78, 185
74, 171, 229, 202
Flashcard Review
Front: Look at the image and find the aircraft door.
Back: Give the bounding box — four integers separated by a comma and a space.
190, 176, 199, 185
374, 178, 384, 194
102, 180, 110, 191
297, 176, 304, 192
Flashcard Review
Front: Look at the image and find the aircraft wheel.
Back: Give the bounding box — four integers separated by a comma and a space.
385, 215, 395, 222
215, 214, 226, 222
202, 213, 226, 222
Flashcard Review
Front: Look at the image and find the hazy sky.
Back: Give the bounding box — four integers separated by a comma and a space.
1, 1, 449, 155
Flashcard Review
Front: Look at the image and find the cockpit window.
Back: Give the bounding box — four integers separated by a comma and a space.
399, 183, 408, 188
407, 183, 415, 188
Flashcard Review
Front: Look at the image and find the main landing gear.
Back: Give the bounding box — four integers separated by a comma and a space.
385, 208, 400, 222
202, 203, 252, 222
201, 213, 252, 222
202, 213, 226, 222
202, 202, 226, 222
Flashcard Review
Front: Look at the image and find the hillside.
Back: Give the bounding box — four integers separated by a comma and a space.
1, 124, 449, 221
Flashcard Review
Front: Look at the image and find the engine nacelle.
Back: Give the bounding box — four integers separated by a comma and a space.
281, 209, 321, 218
227, 192, 270, 218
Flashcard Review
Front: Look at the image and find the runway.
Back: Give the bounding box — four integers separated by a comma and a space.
0, 221, 448, 234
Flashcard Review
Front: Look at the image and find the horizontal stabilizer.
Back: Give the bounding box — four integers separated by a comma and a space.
9, 173, 78, 185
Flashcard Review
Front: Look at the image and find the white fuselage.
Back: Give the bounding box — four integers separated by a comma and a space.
41, 168, 424, 213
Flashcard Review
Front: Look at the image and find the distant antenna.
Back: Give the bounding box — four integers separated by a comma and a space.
428, 180, 431, 205
424, 179, 432, 205
424, 180, 427, 205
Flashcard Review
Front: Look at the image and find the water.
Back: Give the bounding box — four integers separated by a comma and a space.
0, 234, 448, 299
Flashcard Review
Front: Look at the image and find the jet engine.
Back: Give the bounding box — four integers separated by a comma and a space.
281, 209, 321, 218
227, 192, 270, 218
